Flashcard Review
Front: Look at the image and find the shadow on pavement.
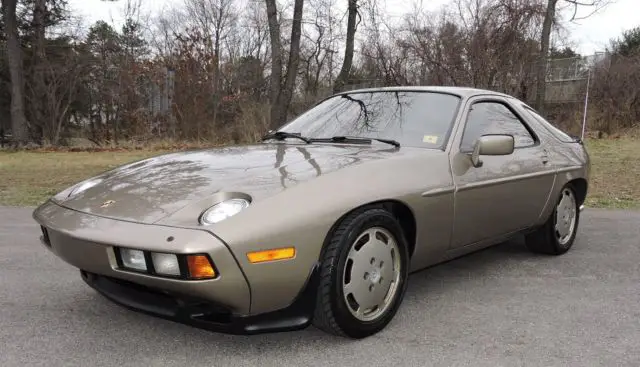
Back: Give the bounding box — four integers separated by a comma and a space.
71, 235, 540, 350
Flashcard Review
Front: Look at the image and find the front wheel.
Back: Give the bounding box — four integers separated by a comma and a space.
525, 183, 580, 255
312, 207, 410, 338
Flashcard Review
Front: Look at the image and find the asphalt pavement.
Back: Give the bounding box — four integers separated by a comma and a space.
1, 206, 639, 367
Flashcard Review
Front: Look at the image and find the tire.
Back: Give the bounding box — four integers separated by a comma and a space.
525, 183, 580, 255
312, 206, 410, 338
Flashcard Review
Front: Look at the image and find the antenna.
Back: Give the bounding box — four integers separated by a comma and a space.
581, 69, 591, 141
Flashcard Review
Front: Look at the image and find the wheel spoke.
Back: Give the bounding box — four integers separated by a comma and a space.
343, 281, 357, 297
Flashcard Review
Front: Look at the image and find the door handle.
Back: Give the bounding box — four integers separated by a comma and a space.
541, 150, 549, 164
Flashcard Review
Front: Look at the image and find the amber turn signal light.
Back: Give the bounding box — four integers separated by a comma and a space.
246, 247, 296, 263
186, 255, 216, 279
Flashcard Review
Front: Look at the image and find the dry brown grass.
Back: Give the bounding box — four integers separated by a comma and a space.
1, 138, 638, 209
583, 137, 640, 209
0, 150, 166, 206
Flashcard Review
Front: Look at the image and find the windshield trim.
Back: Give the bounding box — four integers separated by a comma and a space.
275, 90, 464, 151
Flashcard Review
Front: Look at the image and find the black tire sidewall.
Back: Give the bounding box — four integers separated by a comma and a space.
328, 208, 410, 338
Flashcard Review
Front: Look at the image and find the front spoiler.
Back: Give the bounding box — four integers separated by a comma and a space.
81, 263, 321, 335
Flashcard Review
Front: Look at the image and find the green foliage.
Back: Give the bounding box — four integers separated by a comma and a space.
610, 26, 640, 57
0, 0, 151, 144
16, 0, 68, 39
121, 17, 148, 59
0, 0, 67, 41
549, 46, 579, 59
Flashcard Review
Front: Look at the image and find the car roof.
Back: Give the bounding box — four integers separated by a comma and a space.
333, 86, 515, 99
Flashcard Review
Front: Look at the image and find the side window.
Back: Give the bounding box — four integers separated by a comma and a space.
521, 106, 575, 142
460, 101, 536, 152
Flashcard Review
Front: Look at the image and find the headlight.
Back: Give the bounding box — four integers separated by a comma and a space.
151, 252, 180, 276
199, 198, 250, 225
67, 177, 103, 198
115, 247, 217, 279
120, 248, 147, 271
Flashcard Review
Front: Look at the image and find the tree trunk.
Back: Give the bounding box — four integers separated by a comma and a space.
277, 0, 304, 126
334, 0, 358, 93
535, 0, 558, 114
265, 0, 304, 129
2, 0, 29, 145
31, 0, 47, 143
212, 19, 222, 131
265, 0, 283, 128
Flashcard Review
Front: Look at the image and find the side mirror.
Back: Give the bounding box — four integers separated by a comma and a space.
470, 134, 515, 167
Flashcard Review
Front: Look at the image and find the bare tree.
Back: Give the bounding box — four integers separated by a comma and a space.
333, 0, 359, 92
1, 0, 29, 145
236, 0, 270, 63
183, 0, 237, 127
359, 0, 543, 96
29, 47, 88, 145
296, 0, 341, 101
0, 0, 630, 148
265, 0, 305, 128
149, 10, 175, 58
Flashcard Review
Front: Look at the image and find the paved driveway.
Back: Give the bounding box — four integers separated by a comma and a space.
1, 206, 639, 366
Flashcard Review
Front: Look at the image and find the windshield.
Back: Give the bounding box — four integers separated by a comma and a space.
278, 91, 462, 149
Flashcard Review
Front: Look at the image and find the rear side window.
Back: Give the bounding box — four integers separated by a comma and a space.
461, 101, 536, 152
521, 106, 575, 142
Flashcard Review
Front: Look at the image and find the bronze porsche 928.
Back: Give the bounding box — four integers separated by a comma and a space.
33, 86, 590, 339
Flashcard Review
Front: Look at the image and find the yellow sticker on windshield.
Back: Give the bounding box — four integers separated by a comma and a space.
423, 135, 438, 144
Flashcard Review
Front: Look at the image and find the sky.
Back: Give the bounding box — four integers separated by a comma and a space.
68, 0, 639, 55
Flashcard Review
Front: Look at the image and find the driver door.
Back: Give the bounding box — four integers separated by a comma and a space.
449, 97, 556, 249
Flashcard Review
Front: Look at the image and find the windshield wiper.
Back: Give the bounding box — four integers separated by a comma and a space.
311, 136, 400, 148
261, 131, 311, 144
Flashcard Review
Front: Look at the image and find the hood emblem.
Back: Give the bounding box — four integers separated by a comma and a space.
101, 200, 116, 208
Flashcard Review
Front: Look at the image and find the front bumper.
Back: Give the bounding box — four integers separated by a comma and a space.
33, 200, 318, 334
34, 200, 251, 313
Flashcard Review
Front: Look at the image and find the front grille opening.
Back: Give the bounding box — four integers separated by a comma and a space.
41, 226, 51, 247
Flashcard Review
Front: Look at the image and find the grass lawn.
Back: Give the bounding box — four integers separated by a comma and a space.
583, 138, 640, 209
0, 150, 165, 207
0, 138, 638, 209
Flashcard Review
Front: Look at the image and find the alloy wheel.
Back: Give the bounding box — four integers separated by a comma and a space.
555, 187, 577, 246
342, 227, 402, 322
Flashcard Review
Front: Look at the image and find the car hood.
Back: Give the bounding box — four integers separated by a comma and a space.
55, 143, 405, 224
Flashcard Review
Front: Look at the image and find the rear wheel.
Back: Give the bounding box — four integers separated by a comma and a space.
525, 183, 580, 255
312, 207, 409, 338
